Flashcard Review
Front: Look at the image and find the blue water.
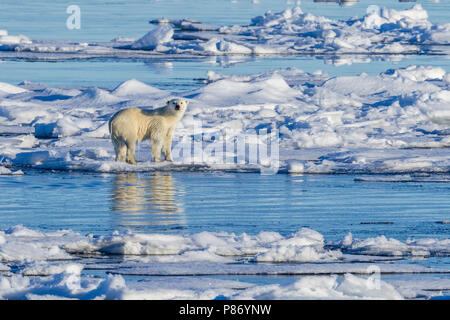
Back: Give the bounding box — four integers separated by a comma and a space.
1, 54, 450, 91
0, 171, 448, 243
0, 0, 449, 299
1, 0, 450, 90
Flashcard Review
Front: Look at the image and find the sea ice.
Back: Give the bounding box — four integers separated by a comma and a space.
338, 231, 450, 257
0, 225, 448, 299
232, 274, 403, 300
0, 64, 448, 174
0, 30, 31, 51
129, 25, 174, 50
0, 4, 449, 59
0, 166, 23, 175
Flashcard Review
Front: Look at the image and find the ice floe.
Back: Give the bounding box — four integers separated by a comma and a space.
338, 232, 450, 257
0, 30, 31, 51
0, 166, 22, 175
0, 64, 449, 174
0, 225, 448, 299
129, 25, 174, 51
0, 271, 407, 300
231, 274, 403, 300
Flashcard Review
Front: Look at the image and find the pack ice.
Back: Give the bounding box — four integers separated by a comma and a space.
0, 4, 449, 59
0, 225, 449, 299
0, 63, 449, 174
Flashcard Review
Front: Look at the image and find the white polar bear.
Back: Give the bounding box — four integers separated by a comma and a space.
109, 98, 188, 164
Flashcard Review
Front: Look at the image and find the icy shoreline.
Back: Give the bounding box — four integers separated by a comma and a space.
0, 225, 449, 300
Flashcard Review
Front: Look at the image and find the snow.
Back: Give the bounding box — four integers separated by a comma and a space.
129, 25, 174, 50
338, 233, 450, 257
112, 79, 168, 98
255, 245, 342, 263
0, 225, 448, 299
361, 5, 430, 30
0, 166, 23, 175
0, 271, 405, 300
0, 82, 28, 96
0, 30, 31, 50
63, 227, 340, 259
233, 274, 403, 300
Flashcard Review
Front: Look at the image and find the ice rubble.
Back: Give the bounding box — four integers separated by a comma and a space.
0, 225, 449, 299
61, 227, 339, 261
0, 166, 22, 175
339, 232, 450, 257
0, 5, 449, 58
0, 271, 405, 300
0, 64, 449, 174
129, 25, 174, 50
231, 274, 402, 300
0, 30, 31, 50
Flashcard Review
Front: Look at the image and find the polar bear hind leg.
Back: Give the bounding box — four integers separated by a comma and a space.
112, 134, 137, 164
112, 137, 127, 163
125, 139, 137, 164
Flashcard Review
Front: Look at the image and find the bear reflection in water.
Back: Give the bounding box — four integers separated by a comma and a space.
110, 172, 185, 228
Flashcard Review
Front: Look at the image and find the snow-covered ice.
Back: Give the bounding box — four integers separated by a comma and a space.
0, 225, 448, 299
129, 25, 174, 51
338, 232, 450, 257
0, 166, 22, 175
0, 30, 31, 51
0, 64, 449, 174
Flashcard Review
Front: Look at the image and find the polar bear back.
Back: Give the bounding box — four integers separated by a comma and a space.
109, 107, 178, 142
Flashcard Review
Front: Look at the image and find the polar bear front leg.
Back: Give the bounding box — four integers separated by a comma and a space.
151, 138, 163, 162
162, 128, 175, 162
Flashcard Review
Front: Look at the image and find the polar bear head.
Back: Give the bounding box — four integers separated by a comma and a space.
167, 98, 189, 114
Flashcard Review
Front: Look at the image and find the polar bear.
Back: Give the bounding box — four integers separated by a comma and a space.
109, 98, 188, 164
